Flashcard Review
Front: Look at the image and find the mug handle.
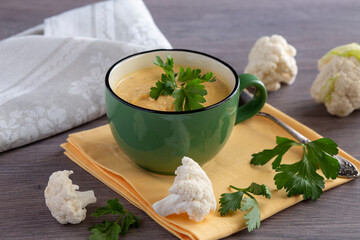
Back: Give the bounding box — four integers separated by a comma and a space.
235, 73, 267, 124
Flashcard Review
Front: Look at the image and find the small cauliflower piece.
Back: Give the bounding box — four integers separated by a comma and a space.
244, 34, 298, 91
311, 43, 360, 117
152, 157, 216, 222
44, 170, 97, 224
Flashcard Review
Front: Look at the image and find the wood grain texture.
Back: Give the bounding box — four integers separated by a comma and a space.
1, 0, 360, 239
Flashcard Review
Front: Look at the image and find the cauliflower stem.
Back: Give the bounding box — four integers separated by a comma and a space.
152, 194, 186, 217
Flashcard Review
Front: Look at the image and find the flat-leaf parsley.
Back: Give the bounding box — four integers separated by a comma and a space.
89, 198, 140, 240
251, 136, 340, 201
219, 182, 271, 232
150, 54, 216, 111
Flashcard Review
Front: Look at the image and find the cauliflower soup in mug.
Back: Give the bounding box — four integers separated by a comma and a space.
105, 49, 267, 174
113, 65, 231, 111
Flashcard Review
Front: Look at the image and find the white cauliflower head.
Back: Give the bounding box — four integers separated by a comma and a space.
311, 43, 360, 117
244, 34, 298, 91
44, 170, 97, 224
152, 157, 216, 222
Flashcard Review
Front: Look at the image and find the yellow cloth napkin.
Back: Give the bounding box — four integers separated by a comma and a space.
61, 103, 360, 240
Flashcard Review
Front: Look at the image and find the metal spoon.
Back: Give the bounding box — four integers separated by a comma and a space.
240, 91, 360, 178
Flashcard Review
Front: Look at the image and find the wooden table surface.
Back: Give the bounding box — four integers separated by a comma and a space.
1, 0, 360, 239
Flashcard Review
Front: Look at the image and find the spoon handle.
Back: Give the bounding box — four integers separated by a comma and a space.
240, 91, 360, 178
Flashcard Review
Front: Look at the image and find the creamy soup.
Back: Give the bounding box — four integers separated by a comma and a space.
113, 65, 231, 111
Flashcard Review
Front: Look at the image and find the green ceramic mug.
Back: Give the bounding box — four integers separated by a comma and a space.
105, 49, 267, 175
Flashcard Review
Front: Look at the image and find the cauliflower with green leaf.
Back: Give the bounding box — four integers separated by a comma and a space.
244, 34, 298, 91
311, 43, 360, 117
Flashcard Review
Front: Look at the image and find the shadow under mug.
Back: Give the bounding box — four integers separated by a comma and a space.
105, 49, 267, 175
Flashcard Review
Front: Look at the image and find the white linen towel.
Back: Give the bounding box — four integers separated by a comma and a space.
0, 0, 172, 152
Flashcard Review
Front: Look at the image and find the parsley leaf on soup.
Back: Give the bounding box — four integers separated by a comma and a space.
150, 54, 216, 111
173, 79, 207, 111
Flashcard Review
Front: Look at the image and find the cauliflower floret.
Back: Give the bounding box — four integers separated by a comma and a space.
311, 43, 360, 117
44, 170, 97, 224
152, 157, 216, 222
244, 34, 298, 91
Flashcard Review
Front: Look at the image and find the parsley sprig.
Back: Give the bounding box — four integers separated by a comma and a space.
89, 198, 140, 240
219, 182, 271, 232
150, 54, 216, 111
251, 136, 340, 201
